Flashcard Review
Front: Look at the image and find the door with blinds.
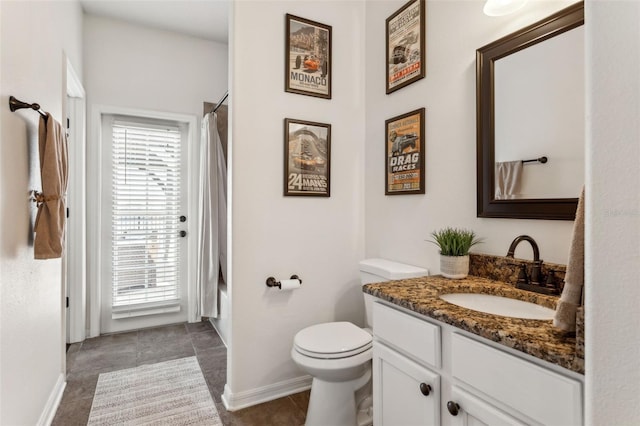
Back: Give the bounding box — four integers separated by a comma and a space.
100, 114, 190, 333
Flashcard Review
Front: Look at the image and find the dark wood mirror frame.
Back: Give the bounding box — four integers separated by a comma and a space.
476, 2, 584, 220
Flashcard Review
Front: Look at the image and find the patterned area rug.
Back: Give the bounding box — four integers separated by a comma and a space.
88, 357, 222, 425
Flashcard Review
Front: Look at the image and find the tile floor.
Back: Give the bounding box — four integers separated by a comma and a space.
53, 321, 310, 425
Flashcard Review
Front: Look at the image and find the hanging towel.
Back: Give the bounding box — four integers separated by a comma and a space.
196, 112, 227, 318
553, 186, 585, 332
34, 113, 68, 259
495, 160, 523, 199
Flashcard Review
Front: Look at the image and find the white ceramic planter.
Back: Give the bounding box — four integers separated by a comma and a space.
440, 255, 469, 279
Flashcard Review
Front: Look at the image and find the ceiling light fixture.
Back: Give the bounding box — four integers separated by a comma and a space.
483, 0, 529, 16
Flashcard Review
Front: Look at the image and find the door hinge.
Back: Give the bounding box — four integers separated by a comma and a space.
66, 208, 69, 218
66, 297, 69, 308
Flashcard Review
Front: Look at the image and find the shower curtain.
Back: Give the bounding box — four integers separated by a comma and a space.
197, 111, 227, 318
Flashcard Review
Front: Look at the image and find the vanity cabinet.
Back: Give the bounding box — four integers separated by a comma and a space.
372, 301, 583, 426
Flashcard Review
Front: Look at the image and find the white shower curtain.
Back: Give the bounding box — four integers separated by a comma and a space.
197, 112, 227, 318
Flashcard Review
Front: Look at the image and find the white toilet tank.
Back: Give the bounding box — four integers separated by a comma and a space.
359, 258, 429, 329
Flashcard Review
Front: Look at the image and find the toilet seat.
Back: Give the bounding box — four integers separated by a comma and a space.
295, 341, 372, 359
294, 322, 373, 360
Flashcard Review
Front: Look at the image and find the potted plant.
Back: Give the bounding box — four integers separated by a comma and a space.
429, 227, 482, 279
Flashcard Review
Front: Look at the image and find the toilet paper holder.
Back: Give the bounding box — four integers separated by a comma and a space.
266, 275, 302, 289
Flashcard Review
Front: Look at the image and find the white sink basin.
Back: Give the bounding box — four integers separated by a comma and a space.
439, 293, 555, 320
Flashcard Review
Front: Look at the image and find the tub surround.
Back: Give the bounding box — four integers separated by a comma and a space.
363, 254, 584, 374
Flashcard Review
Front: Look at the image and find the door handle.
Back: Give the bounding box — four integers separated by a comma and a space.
419, 382, 432, 396
447, 401, 460, 416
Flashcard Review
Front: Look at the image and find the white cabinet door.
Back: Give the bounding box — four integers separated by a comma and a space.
446, 387, 527, 426
373, 342, 440, 426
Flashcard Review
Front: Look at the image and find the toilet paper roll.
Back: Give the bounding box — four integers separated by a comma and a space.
280, 279, 301, 291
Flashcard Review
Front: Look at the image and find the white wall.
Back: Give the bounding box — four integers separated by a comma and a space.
0, 1, 83, 424
228, 0, 366, 405
585, 0, 640, 423
83, 14, 228, 116
83, 14, 228, 334
365, 0, 580, 271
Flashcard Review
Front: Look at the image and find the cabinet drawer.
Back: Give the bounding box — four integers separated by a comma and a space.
452, 333, 582, 425
373, 302, 440, 368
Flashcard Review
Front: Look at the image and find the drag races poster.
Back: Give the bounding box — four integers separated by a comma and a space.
386, 0, 425, 94
285, 14, 332, 99
284, 118, 331, 197
385, 108, 425, 195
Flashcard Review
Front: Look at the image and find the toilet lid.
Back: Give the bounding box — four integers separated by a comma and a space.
294, 322, 372, 359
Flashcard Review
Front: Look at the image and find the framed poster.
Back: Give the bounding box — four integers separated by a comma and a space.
284, 118, 331, 197
285, 14, 332, 99
386, 0, 426, 94
385, 108, 425, 195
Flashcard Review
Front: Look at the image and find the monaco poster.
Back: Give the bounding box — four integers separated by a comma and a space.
285, 14, 332, 99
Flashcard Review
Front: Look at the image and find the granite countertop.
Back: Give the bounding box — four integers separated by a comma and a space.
364, 275, 584, 374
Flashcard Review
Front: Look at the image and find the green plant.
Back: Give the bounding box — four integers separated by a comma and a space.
429, 227, 482, 256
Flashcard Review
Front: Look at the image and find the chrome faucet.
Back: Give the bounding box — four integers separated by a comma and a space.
506, 235, 542, 285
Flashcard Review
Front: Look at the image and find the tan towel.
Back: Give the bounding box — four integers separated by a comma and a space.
34, 113, 68, 259
553, 186, 585, 331
495, 161, 523, 199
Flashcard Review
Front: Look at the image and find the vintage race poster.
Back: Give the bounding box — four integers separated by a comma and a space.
285, 14, 332, 99
386, 0, 426, 93
385, 108, 425, 195
284, 118, 331, 197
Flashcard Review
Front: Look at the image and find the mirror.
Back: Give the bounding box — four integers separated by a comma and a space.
476, 2, 584, 220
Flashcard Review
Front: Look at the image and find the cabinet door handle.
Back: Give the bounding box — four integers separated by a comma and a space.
447, 401, 460, 416
419, 382, 432, 396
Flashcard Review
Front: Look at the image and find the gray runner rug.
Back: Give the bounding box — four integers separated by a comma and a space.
87, 356, 222, 425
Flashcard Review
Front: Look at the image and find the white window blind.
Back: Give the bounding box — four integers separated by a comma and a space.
111, 118, 182, 309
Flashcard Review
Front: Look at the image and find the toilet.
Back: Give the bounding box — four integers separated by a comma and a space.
291, 258, 429, 426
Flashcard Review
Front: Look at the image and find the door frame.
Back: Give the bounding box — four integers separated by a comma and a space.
65, 58, 87, 344
87, 104, 199, 337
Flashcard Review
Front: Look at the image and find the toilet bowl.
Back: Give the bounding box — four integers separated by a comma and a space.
292, 322, 373, 426
291, 259, 429, 426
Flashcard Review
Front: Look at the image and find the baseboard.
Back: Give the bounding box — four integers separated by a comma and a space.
37, 373, 66, 426
209, 317, 228, 348
221, 374, 312, 411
